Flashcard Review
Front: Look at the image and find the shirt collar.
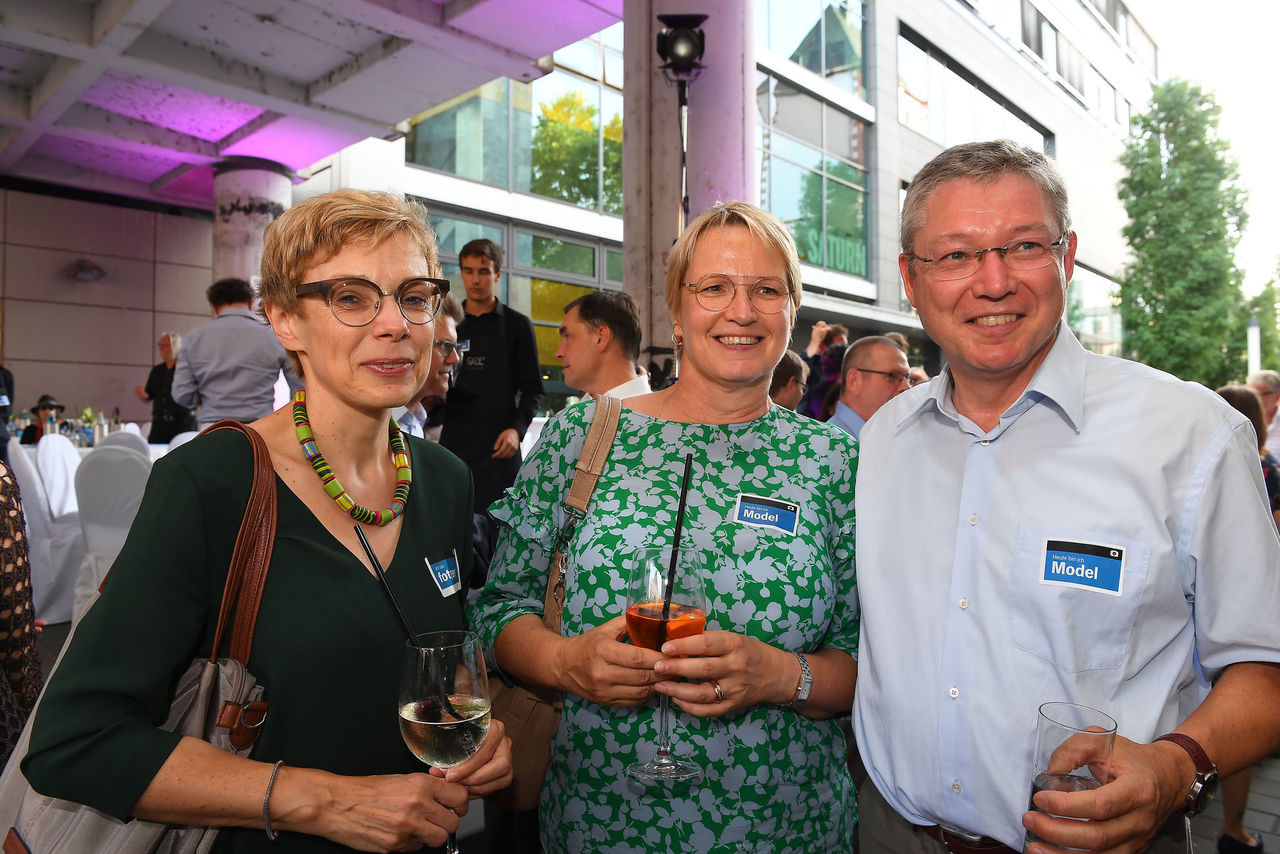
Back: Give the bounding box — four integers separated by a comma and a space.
830, 401, 866, 438
596, 373, 652, 400
895, 321, 1085, 435
463, 297, 504, 316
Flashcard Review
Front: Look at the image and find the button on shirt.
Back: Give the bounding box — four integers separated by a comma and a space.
853, 324, 1280, 848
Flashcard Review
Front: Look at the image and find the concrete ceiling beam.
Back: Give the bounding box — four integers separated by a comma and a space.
121, 29, 392, 138
57, 103, 221, 159
299, 0, 551, 82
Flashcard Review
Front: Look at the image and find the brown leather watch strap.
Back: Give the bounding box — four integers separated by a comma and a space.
1153, 732, 1213, 775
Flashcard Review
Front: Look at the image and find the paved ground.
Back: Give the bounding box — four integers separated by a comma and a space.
1191, 753, 1280, 853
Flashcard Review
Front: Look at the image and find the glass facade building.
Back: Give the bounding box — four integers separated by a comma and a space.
388, 0, 1152, 401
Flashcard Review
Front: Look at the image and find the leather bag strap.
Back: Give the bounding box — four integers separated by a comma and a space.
540, 396, 622, 628
565, 395, 621, 515
202, 420, 278, 666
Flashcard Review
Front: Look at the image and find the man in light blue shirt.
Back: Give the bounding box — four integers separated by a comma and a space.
827, 335, 910, 440
854, 140, 1280, 854
172, 278, 301, 425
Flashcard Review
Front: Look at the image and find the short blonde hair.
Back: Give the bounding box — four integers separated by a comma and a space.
664, 201, 802, 326
258, 190, 441, 375
259, 189, 441, 318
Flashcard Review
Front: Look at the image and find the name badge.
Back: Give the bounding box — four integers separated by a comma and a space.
427, 549, 462, 598
1041, 539, 1124, 596
733, 494, 799, 535
0, 395, 8, 407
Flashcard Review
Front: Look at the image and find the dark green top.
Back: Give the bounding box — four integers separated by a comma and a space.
23, 429, 474, 853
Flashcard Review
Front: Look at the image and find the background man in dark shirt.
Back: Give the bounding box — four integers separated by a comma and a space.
440, 238, 544, 513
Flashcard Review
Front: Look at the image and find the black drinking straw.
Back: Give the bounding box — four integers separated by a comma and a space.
353, 525, 461, 720
354, 525, 417, 643
661, 453, 696, 621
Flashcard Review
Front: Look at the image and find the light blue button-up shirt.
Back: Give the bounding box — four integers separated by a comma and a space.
853, 324, 1280, 847
828, 401, 866, 440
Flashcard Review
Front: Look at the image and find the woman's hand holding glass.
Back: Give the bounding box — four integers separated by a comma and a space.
426, 715, 512, 794
550, 614, 667, 706
285, 769, 470, 851
651, 630, 799, 715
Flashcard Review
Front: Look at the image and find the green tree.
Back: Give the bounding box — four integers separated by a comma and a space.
1249, 276, 1280, 373
1117, 79, 1249, 388
529, 90, 622, 214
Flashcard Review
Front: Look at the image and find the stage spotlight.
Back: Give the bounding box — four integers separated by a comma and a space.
656, 13, 707, 81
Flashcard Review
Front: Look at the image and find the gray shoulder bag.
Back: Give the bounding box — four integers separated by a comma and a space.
1, 420, 276, 854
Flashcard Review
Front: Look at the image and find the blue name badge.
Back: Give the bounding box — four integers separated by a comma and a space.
427, 549, 462, 598
733, 494, 799, 535
1041, 539, 1124, 596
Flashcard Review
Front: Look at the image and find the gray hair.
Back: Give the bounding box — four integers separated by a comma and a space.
1247, 370, 1280, 394
159, 331, 182, 357
438, 292, 464, 325
841, 335, 900, 377
901, 139, 1071, 258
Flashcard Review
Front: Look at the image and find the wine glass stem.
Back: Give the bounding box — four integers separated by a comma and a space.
656, 692, 673, 758
445, 831, 461, 854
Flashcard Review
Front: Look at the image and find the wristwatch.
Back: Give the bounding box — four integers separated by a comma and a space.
781, 651, 812, 708
1153, 732, 1219, 816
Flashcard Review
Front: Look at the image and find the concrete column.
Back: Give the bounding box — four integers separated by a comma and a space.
212, 157, 292, 283
622, 1, 756, 385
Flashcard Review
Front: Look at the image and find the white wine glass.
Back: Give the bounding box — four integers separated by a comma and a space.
623, 546, 708, 784
399, 630, 491, 854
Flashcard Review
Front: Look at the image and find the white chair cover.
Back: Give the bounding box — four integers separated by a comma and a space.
167, 431, 199, 450
7, 437, 84, 624
97, 430, 151, 459
35, 433, 81, 517
73, 446, 152, 619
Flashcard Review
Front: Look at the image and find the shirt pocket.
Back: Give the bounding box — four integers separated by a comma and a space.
1009, 525, 1151, 673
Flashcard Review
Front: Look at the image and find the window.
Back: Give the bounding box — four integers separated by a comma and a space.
757, 71, 868, 278
422, 208, 621, 412
1056, 35, 1085, 98
406, 26, 623, 215
516, 232, 596, 278
1068, 266, 1123, 356
897, 31, 1048, 151
406, 79, 509, 187
754, 0, 867, 100
970, 0, 1021, 41
1124, 15, 1157, 77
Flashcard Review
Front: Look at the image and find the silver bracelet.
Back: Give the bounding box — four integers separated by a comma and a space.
263, 759, 285, 841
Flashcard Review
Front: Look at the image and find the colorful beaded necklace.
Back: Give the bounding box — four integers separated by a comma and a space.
292, 390, 412, 526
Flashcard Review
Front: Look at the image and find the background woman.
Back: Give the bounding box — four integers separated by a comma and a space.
470, 201, 859, 852
135, 331, 197, 444
18, 394, 65, 444
23, 190, 511, 852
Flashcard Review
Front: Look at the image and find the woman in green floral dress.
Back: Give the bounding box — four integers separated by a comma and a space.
469, 201, 859, 853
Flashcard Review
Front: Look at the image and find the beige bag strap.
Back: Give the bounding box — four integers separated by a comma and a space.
541, 396, 622, 633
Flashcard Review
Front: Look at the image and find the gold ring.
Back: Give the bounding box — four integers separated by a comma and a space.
712, 680, 724, 702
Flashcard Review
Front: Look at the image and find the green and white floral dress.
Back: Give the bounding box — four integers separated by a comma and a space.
468, 400, 859, 853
